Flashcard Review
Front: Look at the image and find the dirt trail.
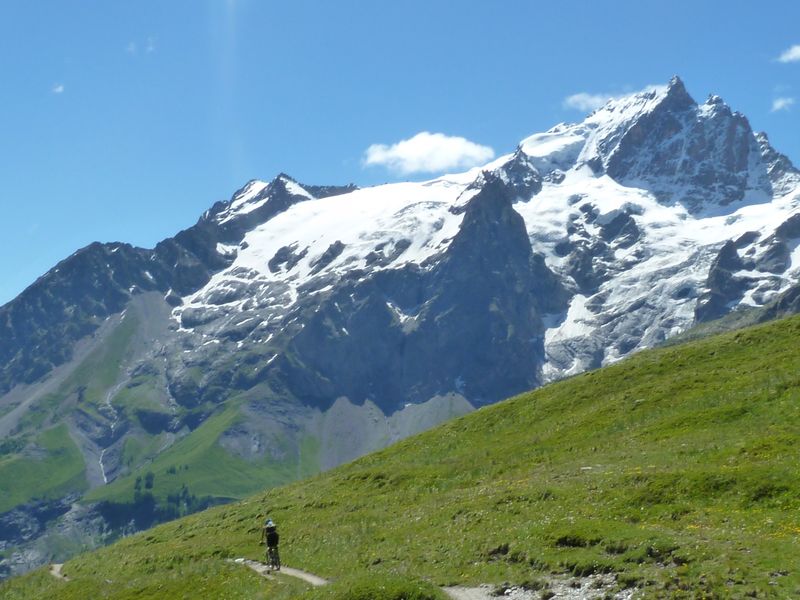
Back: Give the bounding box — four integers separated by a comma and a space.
228, 560, 634, 599
230, 560, 496, 599
50, 557, 631, 599
443, 586, 495, 600
231, 558, 329, 587
278, 566, 329, 587
445, 575, 637, 600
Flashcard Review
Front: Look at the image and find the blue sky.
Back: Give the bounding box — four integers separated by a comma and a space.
0, 0, 798, 305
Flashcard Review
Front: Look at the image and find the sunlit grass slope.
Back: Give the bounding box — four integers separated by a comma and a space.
4, 314, 800, 599
0, 315, 138, 512
85, 403, 320, 506
0, 424, 86, 513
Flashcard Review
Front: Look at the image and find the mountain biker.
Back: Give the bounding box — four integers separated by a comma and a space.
261, 518, 280, 570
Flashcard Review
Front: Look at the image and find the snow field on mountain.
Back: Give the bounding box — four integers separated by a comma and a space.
238, 181, 465, 278
513, 156, 799, 378
179, 144, 800, 374
180, 178, 472, 319
175, 77, 800, 387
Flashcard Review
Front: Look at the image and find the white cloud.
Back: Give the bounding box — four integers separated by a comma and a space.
127, 37, 155, 55
363, 132, 495, 175
772, 97, 795, 112
563, 92, 615, 112
51, 83, 65, 94
778, 45, 800, 63
562, 83, 666, 113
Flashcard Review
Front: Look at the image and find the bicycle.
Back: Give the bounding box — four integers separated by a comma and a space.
266, 545, 281, 571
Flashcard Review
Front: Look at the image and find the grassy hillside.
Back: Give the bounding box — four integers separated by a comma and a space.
85, 402, 320, 508
0, 424, 86, 513
0, 311, 139, 512
0, 297, 320, 533
4, 314, 800, 598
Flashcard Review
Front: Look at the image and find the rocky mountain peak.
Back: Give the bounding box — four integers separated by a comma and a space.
667, 74, 684, 89
268, 173, 310, 197
587, 77, 772, 211
659, 74, 695, 111
274, 172, 295, 183
497, 149, 543, 200
587, 76, 694, 126
454, 152, 543, 212
573, 79, 697, 178
206, 172, 314, 246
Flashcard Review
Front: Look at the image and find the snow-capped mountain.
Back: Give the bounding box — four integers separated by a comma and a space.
1, 76, 799, 577
169, 76, 800, 386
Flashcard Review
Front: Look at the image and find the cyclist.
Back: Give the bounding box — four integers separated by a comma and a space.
261, 518, 280, 570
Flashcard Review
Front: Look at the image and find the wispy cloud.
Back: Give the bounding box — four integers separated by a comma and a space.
562, 83, 666, 113
51, 83, 65, 94
563, 92, 615, 112
772, 97, 795, 112
127, 37, 156, 56
364, 132, 495, 175
778, 45, 800, 63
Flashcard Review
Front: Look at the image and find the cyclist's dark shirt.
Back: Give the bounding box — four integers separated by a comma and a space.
266, 529, 279, 548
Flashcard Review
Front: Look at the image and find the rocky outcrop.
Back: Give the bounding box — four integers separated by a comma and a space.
755, 214, 800, 274
0, 495, 110, 580
282, 173, 566, 411
695, 241, 749, 322
595, 77, 772, 212
0, 243, 169, 393
756, 132, 800, 196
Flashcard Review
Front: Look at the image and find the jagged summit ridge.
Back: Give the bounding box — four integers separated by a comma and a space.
520, 76, 794, 214
169, 77, 799, 384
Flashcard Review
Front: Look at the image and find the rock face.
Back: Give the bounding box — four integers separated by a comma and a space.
0, 495, 109, 580
604, 79, 770, 211
284, 174, 566, 413
695, 241, 749, 322
1, 76, 800, 578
